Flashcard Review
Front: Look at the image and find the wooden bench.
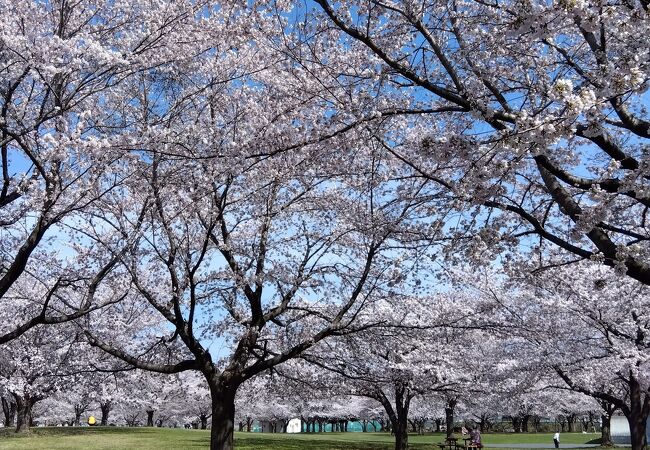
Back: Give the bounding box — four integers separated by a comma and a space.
464, 438, 482, 449
439, 439, 482, 450
438, 437, 461, 450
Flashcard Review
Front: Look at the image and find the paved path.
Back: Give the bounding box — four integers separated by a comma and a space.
487, 445, 600, 448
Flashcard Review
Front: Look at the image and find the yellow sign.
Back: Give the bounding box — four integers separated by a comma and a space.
88, 416, 96, 426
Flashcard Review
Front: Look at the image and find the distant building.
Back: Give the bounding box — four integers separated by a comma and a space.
610, 415, 650, 445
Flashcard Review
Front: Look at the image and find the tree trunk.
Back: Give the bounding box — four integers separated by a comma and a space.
445, 398, 457, 438
625, 375, 650, 450
600, 414, 613, 446
392, 393, 410, 450
522, 415, 530, 432
435, 418, 442, 433
394, 419, 408, 450
627, 413, 648, 450
200, 414, 208, 430
14, 394, 34, 433
588, 411, 597, 433
100, 401, 112, 426
125, 414, 139, 427
2, 397, 16, 427
208, 383, 237, 450
567, 414, 576, 432
147, 409, 155, 427
376, 382, 411, 450
513, 416, 522, 433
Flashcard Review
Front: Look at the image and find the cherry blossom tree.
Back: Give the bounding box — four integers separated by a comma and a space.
305, 0, 650, 284
486, 263, 650, 450
78, 62, 438, 449
33, 395, 73, 426
86, 166, 429, 447
137, 373, 187, 428
351, 398, 386, 433
6, 4, 648, 450
0, 0, 235, 343
59, 381, 97, 426
0, 323, 88, 432
408, 396, 438, 435
294, 294, 488, 450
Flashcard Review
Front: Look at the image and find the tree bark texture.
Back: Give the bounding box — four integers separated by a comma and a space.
209, 383, 237, 450
14, 395, 34, 433
2, 397, 16, 427
100, 401, 112, 426
627, 413, 648, 450
601, 414, 613, 447
445, 398, 457, 437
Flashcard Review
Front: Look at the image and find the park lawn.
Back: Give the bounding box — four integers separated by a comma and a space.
0, 427, 607, 450
479, 433, 602, 445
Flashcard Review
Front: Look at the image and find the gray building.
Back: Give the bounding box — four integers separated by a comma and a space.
610, 416, 650, 445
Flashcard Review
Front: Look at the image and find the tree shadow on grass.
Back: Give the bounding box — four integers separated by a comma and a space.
0, 426, 160, 438
233, 437, 432, 450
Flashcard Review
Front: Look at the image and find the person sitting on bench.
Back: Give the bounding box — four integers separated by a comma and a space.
469, 427, 482, 448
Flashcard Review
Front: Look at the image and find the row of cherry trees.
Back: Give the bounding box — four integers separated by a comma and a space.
0, 330, 608, 434
1, 262, 646, 450
0, 0, 648, 449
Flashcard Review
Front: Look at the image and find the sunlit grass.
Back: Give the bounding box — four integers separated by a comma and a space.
0, 427, 616, 450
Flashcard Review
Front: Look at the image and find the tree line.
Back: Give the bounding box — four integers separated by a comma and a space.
0, 0, 648, 449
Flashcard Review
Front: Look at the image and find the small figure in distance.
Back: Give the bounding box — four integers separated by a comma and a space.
553, 431, 560, 449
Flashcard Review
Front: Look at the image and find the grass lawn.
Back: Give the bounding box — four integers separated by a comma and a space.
0, 427, 614, 450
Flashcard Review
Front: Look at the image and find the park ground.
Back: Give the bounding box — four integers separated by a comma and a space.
0, 428, 621, 450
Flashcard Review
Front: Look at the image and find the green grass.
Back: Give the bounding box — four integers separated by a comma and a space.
0, 427, 617, 450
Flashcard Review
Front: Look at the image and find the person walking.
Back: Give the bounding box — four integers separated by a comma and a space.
553, 432, 560, 448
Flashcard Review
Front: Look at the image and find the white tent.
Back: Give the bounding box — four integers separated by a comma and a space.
287, 418, 302, 434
